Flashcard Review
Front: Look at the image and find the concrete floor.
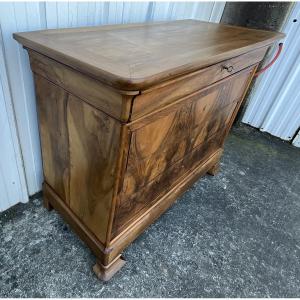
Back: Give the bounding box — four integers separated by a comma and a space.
1, 125, 300, 297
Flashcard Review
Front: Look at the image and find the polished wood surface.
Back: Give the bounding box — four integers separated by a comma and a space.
14, 20, 283, 280
67, 95, 121, 243
36, 75, 122, 243
14, 20, 284, 90
131, 46, 267, 119
43, 182, 106, 260
35, 76, 70, 203
113, 67, 254, 235
108, 149, 224, 262
29, 50, 136, 121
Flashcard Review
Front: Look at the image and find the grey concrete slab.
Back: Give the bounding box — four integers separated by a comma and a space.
1, 125, 300, 297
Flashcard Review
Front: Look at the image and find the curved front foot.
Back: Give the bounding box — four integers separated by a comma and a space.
207, 162, 220, 176
93, 255, 126, 281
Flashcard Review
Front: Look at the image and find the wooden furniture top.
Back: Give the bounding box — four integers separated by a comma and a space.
14, 20, 284, 91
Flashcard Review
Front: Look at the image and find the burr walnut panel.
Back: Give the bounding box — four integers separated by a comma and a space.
125, 68, 253, 182
112, 67, 255, 234
113, 131, 226, 236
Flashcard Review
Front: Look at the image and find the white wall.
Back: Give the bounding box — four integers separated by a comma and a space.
0, 1, 225, 210
242, 2, 300, 146
0, 2, 45, 199
0, 27, 28, 211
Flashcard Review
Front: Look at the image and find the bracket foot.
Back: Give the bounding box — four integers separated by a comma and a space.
93, 255, 126, 281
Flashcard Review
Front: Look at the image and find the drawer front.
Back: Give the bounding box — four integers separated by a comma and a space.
113, 66, 255, 235
113, 130, 224, 235
125, 67, 253, 184
131, 46, 266, 120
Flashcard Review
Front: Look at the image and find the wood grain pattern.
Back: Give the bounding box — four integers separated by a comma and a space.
112, 67, 255, 235
43, 182, 106, 261
67, 95, 121, 243
125, 100, 234, 188
29, 50, 136, 121
131, 68, 252, 154
128, 66, 254, 131
35, 75, 69, 203
122, 67, 253, 188
14, 20, 284, 90
35, 74, 123, 244
131, 47, 266, 119
113, 131, 225, 236
107, 149, 223, 259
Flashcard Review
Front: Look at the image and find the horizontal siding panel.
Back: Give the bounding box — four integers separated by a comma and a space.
0, 26, 28, 211
242, 2, 300, 146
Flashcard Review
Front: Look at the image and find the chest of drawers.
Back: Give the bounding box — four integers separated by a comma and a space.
14, 20, 283, 281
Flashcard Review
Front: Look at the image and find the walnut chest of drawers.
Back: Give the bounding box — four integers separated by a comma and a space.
14, 20, 283, 281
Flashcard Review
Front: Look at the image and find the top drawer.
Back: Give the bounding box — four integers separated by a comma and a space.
131, 46, 267, 120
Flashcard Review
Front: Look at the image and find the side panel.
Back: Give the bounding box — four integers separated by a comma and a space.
35, 74, 122, 244
35, 75, 69, 203
67, 95, 121, 244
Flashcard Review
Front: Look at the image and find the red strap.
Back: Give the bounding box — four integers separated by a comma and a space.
254, 43, 283, 77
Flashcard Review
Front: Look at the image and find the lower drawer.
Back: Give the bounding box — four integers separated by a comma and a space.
113, 128, 225, 236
